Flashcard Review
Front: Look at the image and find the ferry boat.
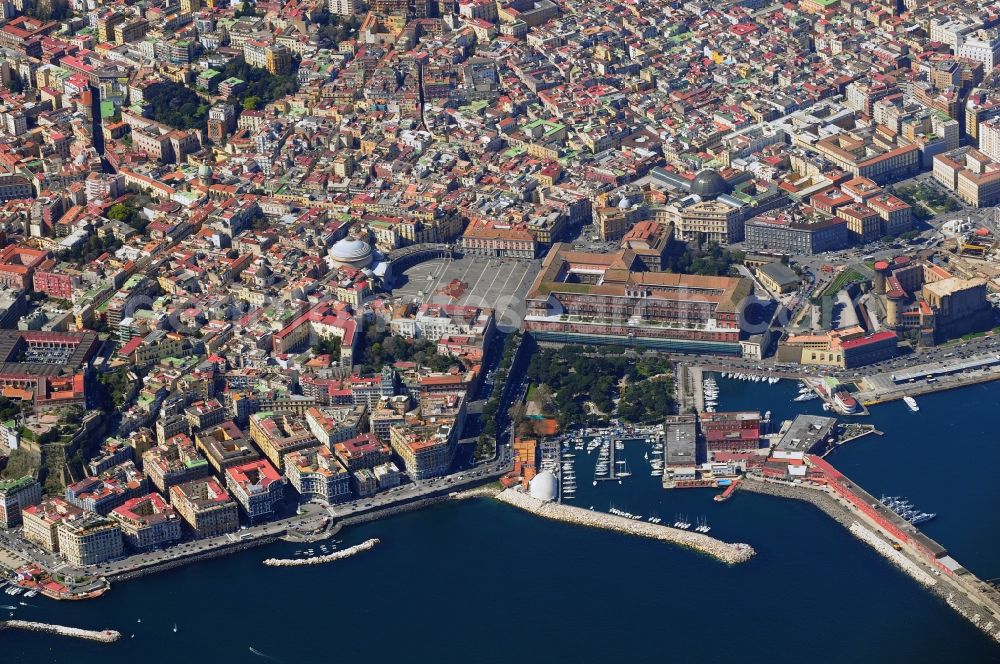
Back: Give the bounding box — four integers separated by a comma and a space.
903, 396, 919, 412
834, 391, 860, 413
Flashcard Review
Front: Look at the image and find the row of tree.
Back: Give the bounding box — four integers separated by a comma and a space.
524, 345, 674, 427
668, 241, 746, 276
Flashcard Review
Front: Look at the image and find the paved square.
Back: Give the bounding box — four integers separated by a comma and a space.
393, 256, 540, 329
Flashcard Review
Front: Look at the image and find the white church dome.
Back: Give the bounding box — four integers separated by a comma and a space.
329, 237, 374, 269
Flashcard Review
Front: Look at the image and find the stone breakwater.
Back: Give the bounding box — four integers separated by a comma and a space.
0, 620, 121, 643
449, 485, 502, 500
495, 489, 755, 564
848, 522, 936, 587
263, 539, 380, 566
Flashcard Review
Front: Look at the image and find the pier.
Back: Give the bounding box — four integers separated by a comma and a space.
262, 539, 380, 567
594, 434, 618, 482
0, 620, 121, 643
714, 479, 740, 502
690, 366, 705, 414
496, 489, 754, 564
822, 424, 882, 457
854, 358, 1000, 406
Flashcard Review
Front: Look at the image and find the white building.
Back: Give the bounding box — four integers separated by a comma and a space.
328, 0, 358, 16
958, 29, 1000, 70
390, 303, 494, 342
980, 117, 1000, 164
929, 17, 982, 52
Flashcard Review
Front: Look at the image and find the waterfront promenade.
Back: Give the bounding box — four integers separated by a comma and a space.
496, 488, 755, 564
0, 459, 511, 594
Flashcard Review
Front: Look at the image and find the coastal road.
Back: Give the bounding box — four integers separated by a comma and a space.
326, 459, 511, 521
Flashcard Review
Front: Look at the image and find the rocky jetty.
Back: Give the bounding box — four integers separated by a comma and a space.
262, 538, 380, 566
496, 489, 754, 564
0, 620, 121, 643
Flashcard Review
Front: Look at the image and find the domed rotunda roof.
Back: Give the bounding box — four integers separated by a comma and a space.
329, 237, 374, 269
690, 169, 731, 198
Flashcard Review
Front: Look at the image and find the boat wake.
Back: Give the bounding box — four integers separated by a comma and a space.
249, 646, 284, 662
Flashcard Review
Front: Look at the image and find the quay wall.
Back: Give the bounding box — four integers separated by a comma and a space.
338, 496, 448, 528
107, 536, 277, 583
0, 620, 120, 643
495, 489, 754, 564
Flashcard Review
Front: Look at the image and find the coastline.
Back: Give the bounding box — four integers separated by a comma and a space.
93, 477, 508, 588
106, 536, 277, 583
741, 477, 1000, 646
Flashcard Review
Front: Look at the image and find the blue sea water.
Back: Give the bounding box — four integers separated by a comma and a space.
8, 377, 1000, 663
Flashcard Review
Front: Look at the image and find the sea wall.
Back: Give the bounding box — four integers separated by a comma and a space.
849, 522, 936, 586
495, 489, 755, 564
107, 536, 277, 583
0, 620, 120, 643
338, 496, 448, 528
449, 485, 502, 500
263, 538, 380, 566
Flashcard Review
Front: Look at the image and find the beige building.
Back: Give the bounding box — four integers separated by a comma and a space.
389, 422, 455, 480
933, 147, 1000, 207
21, 498, 83, 552
169, 478, 240, 538
837, 204, 881, 244
676, 200, 743, 245
56, 513, 124, 566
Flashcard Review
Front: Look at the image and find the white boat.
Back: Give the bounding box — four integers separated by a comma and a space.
903, 396, 919, 412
